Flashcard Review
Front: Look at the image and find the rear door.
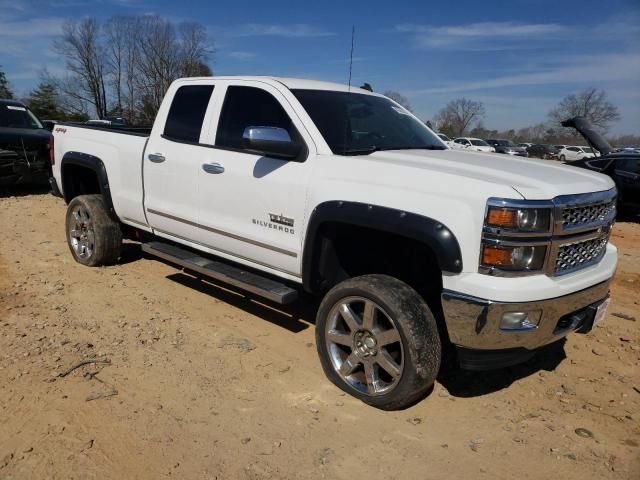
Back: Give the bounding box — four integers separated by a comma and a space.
143, 82, 215, 239
196, 81, 315, 278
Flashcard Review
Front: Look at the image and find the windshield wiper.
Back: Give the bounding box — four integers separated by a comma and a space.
339, 146, 380, 156
378, 145, 447, 151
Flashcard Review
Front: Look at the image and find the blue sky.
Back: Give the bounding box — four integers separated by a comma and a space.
1, 0, 639, 134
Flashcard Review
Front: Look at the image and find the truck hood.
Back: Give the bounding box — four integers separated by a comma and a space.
366, 148, 614, 200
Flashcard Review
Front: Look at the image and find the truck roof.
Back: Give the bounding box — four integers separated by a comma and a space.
174, 76, 380, 94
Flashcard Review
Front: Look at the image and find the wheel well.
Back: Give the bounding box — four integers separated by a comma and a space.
61, 164, 101, 202
307, 222, 448, 339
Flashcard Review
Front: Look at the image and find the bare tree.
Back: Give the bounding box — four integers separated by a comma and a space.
179, 22, 213, 77
383, 90, 413, 112
54, 19, 108, 118
548, 88, 620, 133
433, 98, 485, 137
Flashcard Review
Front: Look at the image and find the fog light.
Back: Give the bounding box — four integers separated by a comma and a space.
500, 311, 540, 331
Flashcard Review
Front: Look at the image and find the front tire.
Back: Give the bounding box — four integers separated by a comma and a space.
315, 275, 441, 410
559, 154, 566, 162
65, 194, 122, 266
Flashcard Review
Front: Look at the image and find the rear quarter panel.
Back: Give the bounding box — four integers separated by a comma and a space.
53, 125, 149, 227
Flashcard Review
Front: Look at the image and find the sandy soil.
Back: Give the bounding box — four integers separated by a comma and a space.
1, 188, 638, 480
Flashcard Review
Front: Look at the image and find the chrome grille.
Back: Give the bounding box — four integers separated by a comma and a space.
561, 200, 615, 230
554, 235, 609, 275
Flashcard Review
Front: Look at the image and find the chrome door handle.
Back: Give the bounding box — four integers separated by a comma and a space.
148, 153, 166, 163
202, 162, 225, 174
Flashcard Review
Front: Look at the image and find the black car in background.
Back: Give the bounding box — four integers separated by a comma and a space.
526, 144, 560, 160
562, 116, 639, 213
486, 139, 528, 156
0, 99, 53, 186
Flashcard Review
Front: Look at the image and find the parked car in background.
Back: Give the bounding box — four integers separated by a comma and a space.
0, 99, 53, 186
436, 132, 454, 147
518, 142, 533, 148
452, 137, 495, 152
555, 144, 568, 150
485, 139, 528, 157
563, 116, 639, 213
558, 146, 596, 162
527, 144, 560, 160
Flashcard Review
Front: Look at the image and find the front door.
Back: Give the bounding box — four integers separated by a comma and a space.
196, 82, 315, 278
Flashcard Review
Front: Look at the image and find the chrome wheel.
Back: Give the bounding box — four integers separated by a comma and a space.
325, 296, 403, 396
68, 206, 95, 259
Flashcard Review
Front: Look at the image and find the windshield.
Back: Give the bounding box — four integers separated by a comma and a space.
437, 133, 450, 142
292, 89, 445, 155
0, 104, 43, 129
581, 147, 594, 153
471, 139, 490, 146
496, 140, 516, 147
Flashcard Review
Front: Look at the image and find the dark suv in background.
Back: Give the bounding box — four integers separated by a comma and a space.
526, 144, 560, 160
486, 139, 528, 156
562, 116, 639, 214
0, 99, 53, 186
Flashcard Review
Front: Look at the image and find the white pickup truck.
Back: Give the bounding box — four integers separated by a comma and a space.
51, 76, 617, 410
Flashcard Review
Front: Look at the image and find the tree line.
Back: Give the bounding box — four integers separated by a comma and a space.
1, 15, 212, 124
385, 87, 636, 146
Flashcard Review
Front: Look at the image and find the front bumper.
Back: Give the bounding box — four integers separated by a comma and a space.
441, 278, 611, 351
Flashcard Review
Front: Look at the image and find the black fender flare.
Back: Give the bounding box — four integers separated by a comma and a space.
301, 201, 463, 292
60, 151, 118, 220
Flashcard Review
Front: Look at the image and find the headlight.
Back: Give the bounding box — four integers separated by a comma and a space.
481, 199, 554, 276
485, 206, 551, 232
481, 243, 547, 271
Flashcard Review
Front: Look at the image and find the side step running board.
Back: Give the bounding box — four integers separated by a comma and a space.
141, 241, 298, 305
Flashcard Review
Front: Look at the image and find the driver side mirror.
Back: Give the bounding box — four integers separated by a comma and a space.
42, 120, 55, 132
242, 126, 302, 160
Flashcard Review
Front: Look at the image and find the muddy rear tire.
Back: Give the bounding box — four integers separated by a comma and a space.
65, 194, 122, 266
316, 274, 441, 410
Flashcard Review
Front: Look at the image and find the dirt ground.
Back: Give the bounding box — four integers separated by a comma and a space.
0, 188, 638, 480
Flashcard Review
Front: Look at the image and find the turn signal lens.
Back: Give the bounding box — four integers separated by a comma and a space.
482, 246, 514, 266
486, 208, 518, 228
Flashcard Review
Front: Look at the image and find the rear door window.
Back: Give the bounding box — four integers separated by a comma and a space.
163, 84, 214, 143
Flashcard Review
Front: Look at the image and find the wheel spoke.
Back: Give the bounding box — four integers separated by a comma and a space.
327, 329, 352, 347
339, 304, 361, 332
339, 352, 360, 377
376, 350, 401, 378
376, 328, 400, 347
363, 360, 377, 394
72, 210, 82, 223
362, 300, 376, 330
70, 229, 80, 238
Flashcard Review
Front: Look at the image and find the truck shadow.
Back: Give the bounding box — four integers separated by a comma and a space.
164, 271, 315, 334
438, 339, 567, 398
138, 251, 570, 398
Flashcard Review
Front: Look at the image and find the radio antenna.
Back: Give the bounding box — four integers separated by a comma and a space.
348, 25, 355, 92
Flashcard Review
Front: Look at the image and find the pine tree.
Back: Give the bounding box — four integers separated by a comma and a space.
0, 66, 14, 99
26, 80, 62, 119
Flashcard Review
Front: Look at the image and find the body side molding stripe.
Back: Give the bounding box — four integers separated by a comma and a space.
147, 208, 298, 258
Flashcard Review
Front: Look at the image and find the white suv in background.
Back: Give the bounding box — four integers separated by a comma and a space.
452, 137, 495, 153
558, 146, 596, 162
